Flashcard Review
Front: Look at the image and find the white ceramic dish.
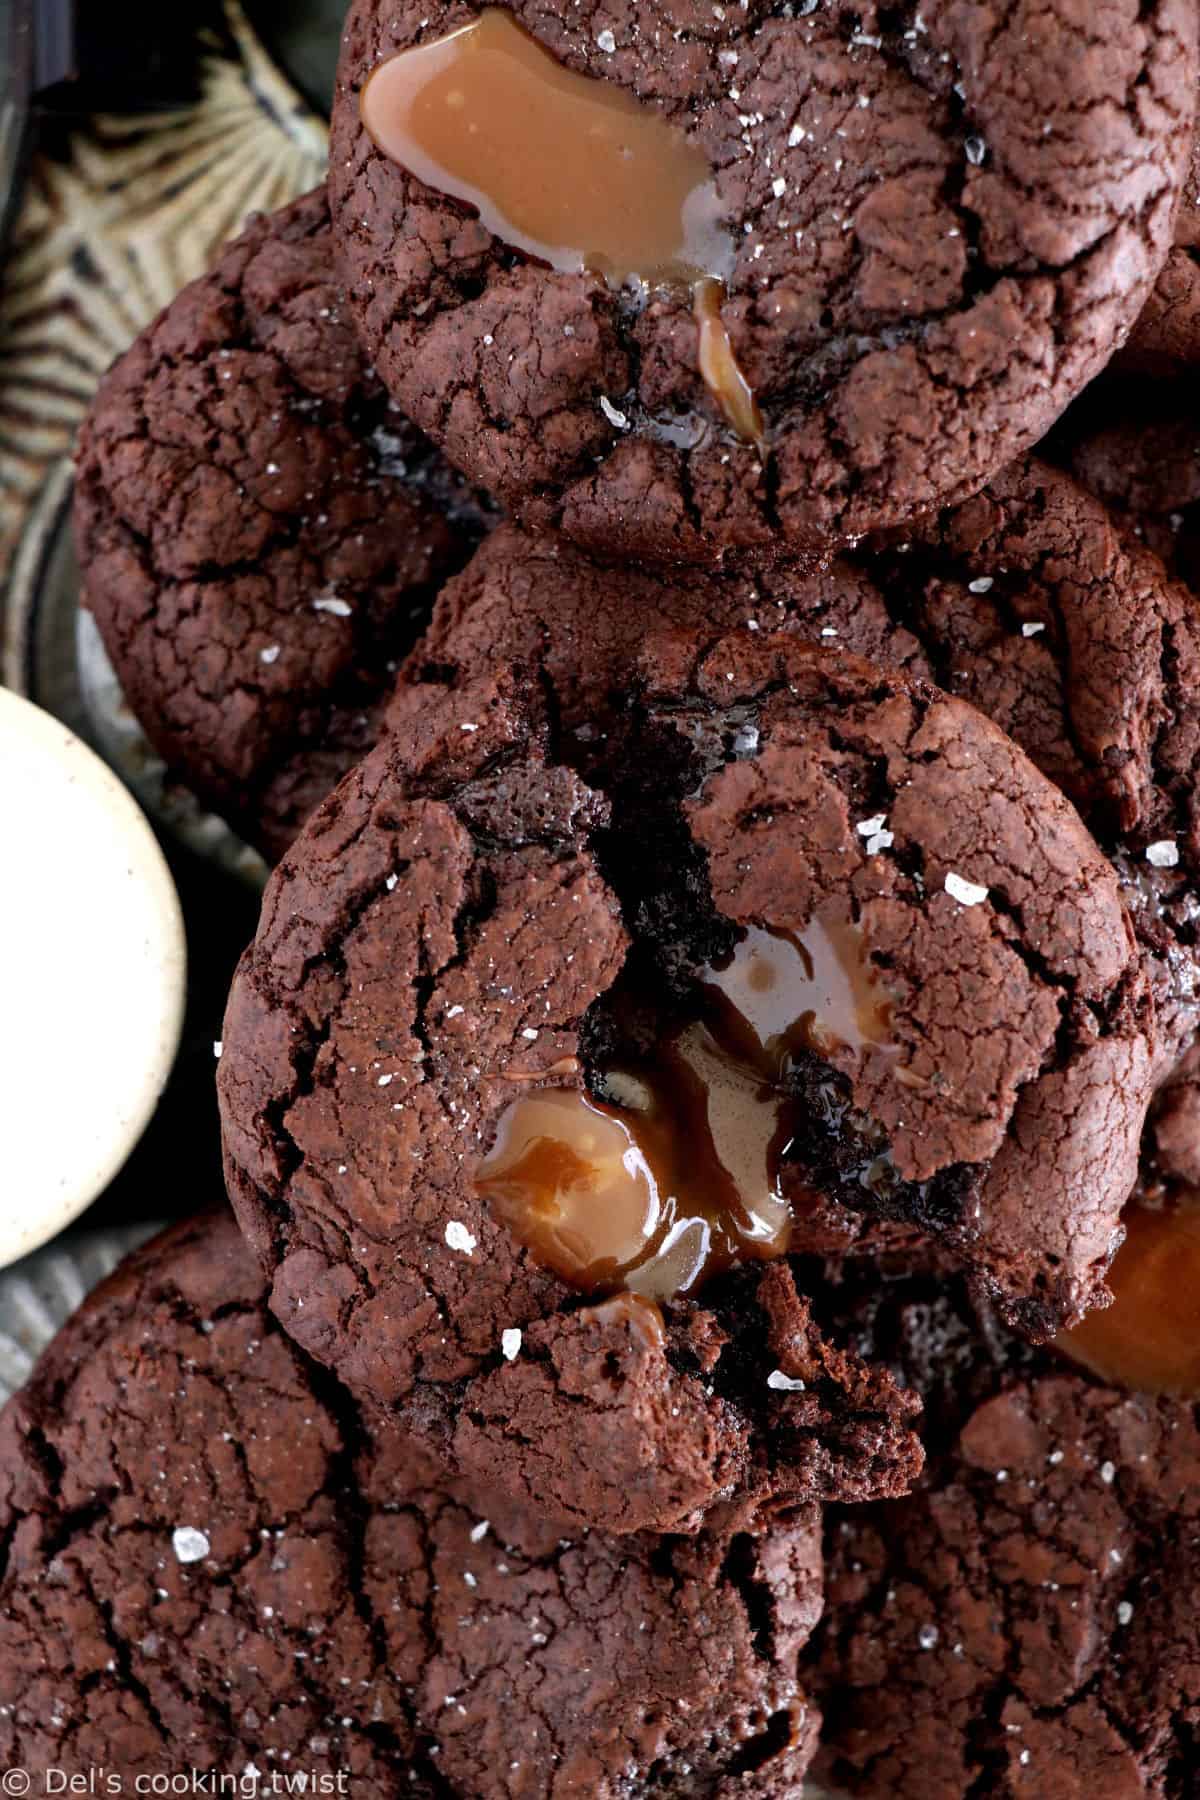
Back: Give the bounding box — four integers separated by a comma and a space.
0, 688, 186, 1267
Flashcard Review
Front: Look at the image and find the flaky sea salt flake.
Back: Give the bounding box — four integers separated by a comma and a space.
172, 1527, 210, 1564
945, 871, 989, 907
445, 1221, 477, 1256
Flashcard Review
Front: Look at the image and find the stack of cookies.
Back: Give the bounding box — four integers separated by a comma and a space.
7, 2, 1200, 1793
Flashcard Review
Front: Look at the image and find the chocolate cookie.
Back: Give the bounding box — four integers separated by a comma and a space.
0, 1208, 825, 1797
405, 520, 934, 761
868, 456, 1200, 1076
219, 635, 1153, 1533
412, 460, 1200, 1077
811, 1222, 1200, 1799
219, 663, 925, 1535
329, 0, 1195, 567
74, 187, 491, 861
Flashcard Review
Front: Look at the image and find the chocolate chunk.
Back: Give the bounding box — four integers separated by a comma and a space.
74, 186, 492, 861
0, 1210, 825, 1796
330, 0, 1196, 566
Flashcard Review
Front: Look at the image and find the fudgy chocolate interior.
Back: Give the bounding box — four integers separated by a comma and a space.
558, 695, 986, 1293
473, 685, 929, 1403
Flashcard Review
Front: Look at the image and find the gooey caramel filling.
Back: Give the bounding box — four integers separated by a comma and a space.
477, 917, 896, 1300
360, 9, 763, 449
1056, 1204, 1200, 1396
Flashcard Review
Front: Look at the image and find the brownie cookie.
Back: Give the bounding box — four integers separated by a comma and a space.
867, 456, 1200, 1076
413, 460, 1200, 1077
219, 636, 1153, 1532
405, 520, 934, 763
220, 663, 924, 1535
0, 1208, 825, 1797
811, 1230, 1200, 1799
74, 186, 491, 861
329, 0, 1195, 567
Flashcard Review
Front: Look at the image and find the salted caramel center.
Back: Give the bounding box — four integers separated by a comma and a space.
360, 10, 762, 446
478, 915, 896, 1301
701, 920, 896, 1072
1056, 1204, 1200, 1396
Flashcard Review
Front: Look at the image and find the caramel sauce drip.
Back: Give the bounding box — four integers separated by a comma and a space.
1056, 1204, 1200, 1396
477, 916, 896, 1301
360, 9, 762, 447
694, 278, 765, 455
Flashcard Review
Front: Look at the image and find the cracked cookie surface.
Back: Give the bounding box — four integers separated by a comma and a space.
218, 639, 1150, 1536
330, 0, 1196, 566
810, 1264, 1200, 1800
74, 187, 491, 861
868, 456, 1200, 1082
218, 665, 925, 1536
0, 1210, 825, 1798
418, 460, 1200, 1082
